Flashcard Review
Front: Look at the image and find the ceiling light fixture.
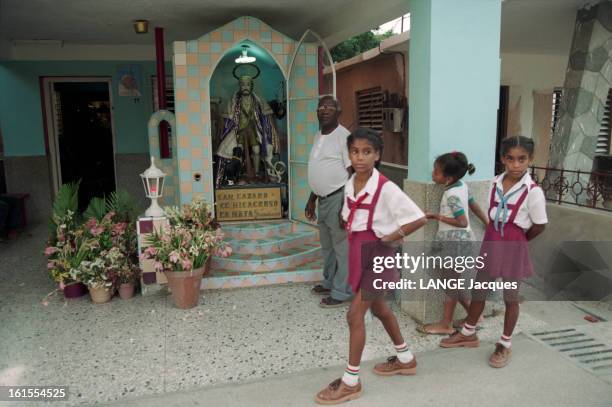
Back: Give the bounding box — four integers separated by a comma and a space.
133, 20, 149, 34
235, 45, 256, 64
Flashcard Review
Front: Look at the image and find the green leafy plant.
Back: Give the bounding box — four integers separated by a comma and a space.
49, 181, 80, 237
106, 190, 140, 223
83, 197, 107, 221
142, 199, 231, 272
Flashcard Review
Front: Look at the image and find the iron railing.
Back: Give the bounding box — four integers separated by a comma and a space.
494, 164, 612, 213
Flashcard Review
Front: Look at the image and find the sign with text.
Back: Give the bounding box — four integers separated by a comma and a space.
216, 187, 282, 221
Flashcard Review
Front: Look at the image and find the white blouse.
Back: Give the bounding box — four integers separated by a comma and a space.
488, 171, 548, 230
341, 169, 425, 238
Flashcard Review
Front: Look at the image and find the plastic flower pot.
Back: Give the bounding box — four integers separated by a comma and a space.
164, 266, 205, 309
118, 282, 135, 299
89, 285, 112, 304
63, 282, 88, 299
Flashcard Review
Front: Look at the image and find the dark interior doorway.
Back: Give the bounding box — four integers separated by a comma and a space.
0, 128, 6, 194
495, 85, 510, 174
54, 82, 116, 211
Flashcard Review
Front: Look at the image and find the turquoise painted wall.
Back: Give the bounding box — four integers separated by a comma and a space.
408, 0, 501, 182
0, 60, 171, 157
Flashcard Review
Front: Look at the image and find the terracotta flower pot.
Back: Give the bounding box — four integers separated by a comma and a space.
118, 282, 135, 299
89, 285, 112, 304
164, 266, 204, 309
63, 282, 88, 299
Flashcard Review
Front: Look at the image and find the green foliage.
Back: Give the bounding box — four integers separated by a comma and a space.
330, 30, 395, 63
83, 197, 107, 221
106, 190, 140, 223
49, 181, 80, 236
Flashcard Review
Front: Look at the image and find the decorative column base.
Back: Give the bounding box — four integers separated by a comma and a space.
398, 178, 499, 324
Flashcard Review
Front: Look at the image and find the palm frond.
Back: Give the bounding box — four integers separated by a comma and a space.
106, 190, 139, 222
83, 197, 107, 221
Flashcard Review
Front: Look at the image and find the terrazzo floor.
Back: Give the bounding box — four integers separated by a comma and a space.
0, 224, 552, 406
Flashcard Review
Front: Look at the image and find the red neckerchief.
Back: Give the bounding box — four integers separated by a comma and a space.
345, 192, 369, 233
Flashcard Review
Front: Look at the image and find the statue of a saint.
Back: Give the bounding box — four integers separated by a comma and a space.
215, 65, 284, 187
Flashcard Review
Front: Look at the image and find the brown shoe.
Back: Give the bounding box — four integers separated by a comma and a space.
311, 284, 332, 296
373, 356, 417, 376
489, 343, 512, 368
314, 378, 362, 405
318, 296, 346, 308
439, 330, 480, 348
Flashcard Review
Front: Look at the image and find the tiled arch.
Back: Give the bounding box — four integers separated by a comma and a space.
148, 16, 319, 217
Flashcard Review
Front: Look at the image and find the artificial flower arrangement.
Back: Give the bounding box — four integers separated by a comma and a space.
142, 199, 232, 272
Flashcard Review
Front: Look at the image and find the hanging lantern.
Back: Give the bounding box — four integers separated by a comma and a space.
140, 156, 166, 217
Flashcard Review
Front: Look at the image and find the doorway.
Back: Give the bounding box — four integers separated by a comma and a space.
42, 78, 117, 211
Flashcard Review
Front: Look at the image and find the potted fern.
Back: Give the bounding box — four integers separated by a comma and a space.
45, 182, 89, 298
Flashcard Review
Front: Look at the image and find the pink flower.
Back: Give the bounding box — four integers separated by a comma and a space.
154, 262, 164, 272
181, 258, 192, 270
47, 261, 55, 270
85, 218, 97, 229
44, 246, 58, 256
112, 223, 127, 235
91, 226, 104, 236
169, 251, 180, 263
147, 246, 157, 254
215, 245, 232, 258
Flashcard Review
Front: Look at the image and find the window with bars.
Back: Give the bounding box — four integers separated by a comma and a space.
551, 88, 562, 136
356, 87, 383, 131
597, 88, 612, 155
151, 76, 175, 112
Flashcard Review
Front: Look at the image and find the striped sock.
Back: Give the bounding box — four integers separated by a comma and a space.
394, 342, 414, 364
498, 334, 512, 348
341, 364, 359, 387
461, 322, 476, 336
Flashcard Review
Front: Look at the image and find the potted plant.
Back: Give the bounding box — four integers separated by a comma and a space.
142, 199, 231, 309
117, 262, 140, 299
73, 256, 115, 304
81, 209, 141, 301
45, 210, 91, 298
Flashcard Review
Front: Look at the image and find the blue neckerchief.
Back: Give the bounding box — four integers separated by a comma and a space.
493, 184, 526, 237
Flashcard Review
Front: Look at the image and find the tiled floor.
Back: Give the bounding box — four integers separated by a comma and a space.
0, 224, 549, 406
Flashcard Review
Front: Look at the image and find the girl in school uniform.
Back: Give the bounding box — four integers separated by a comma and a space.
315, 128, 427, 405
440, 136, 548, 368
419, 151, 489, 335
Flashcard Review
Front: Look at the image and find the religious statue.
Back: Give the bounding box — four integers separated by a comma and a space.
215, 64, 285, 187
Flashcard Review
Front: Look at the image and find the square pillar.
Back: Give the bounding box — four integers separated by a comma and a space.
401, 0, 502, 322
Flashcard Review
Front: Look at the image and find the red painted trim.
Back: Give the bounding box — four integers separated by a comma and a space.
155, 27, 170, 159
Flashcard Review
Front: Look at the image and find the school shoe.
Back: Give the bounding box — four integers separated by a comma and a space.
314, 378, 362, 405
311, 284, 332, 296
439, 330, 480, 348
489, 343, 512, 368
373, 356, 417, 376
318, 296, 347, 308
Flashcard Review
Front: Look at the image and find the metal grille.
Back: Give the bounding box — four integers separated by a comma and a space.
597, 88, 612, 155
528, 326, 612, 383
551, 88, 562, 136
151, 76, 175, 112
356, 87, 383, 131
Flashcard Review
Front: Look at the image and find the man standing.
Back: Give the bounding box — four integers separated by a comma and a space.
306, 96, 352, 307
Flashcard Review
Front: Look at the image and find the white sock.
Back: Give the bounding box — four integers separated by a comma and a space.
461, 322, 476, 336
394, 342, 414, 364
341, 364, 359, 387
498, 334, 512, 348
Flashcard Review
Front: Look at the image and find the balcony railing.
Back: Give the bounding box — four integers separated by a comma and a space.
495, 164, 612, 213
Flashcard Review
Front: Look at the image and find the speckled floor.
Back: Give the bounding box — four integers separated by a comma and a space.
0, 224, 550, 406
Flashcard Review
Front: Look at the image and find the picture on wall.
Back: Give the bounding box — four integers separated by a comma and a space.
117, 64, 142, 97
